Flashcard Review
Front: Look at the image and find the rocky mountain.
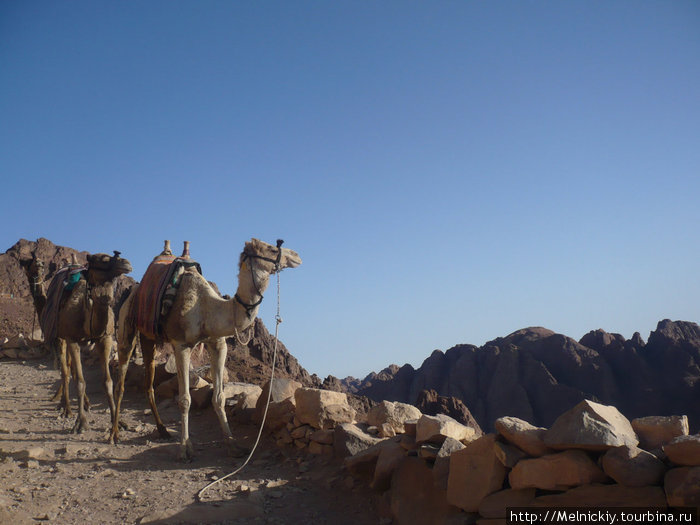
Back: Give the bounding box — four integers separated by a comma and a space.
344, 321, 700, 433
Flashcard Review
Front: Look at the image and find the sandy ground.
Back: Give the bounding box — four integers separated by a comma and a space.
0, 355, 385, 524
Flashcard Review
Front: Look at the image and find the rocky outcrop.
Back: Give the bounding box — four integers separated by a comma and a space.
225, 318, 319, 388
415, 388, 482, 431
350, 322, 700, 433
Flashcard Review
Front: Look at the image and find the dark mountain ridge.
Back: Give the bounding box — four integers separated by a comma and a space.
336, 321, 700, 432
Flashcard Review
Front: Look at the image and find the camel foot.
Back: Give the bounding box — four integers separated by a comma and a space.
178, 440, 195, 462
108, 433, 118, 445
58, 406, 72, 418
156, 425, 172, 440
225, 438, 250, 458
71, 418, 89, 434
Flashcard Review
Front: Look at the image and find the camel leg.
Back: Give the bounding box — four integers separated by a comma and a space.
109, 326, 138, 443
174, 344, 194, 461
57, 339, 72, 417
49, 342, 64, 402
142, 337, 171, 439
68, 341, 89, 433
76, 350, 91, 411
97, 335, 116, 432
50, 382, 63, 402
205, 338, 248, 458
53, 351, 90, 410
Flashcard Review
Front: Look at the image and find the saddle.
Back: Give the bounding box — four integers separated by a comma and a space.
40, 265, 87, 342
134, 255, 202, 340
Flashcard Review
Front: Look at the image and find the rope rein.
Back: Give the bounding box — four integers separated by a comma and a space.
233, 324, 255, 347
196, 260, 283, 502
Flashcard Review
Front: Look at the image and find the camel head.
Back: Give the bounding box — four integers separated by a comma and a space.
19, 256, 45, 280
240, 238, 302, 275
86, 251, 133, 284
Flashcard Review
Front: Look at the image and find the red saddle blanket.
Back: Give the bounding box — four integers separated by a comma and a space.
39, 265, 87, 342
133, 255, 202, 339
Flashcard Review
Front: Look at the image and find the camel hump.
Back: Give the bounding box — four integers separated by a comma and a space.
134, 256, 202, 339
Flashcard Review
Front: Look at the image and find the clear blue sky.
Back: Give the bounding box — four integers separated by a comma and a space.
2, 2, 698, 379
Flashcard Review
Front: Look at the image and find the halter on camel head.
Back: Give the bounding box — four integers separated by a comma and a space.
235, 239, 284, 318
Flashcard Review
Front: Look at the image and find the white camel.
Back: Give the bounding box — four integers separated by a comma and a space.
110, 238, 301, 460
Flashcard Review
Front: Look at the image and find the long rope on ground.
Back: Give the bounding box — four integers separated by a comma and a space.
195, 270, 283, 503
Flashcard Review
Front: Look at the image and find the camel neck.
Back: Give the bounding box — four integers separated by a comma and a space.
234, 262, 270, 320
25, 272, 47, 317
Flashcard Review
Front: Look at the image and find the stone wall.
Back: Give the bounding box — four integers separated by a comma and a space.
224, 383, 699, 523
142, 365, 700, 522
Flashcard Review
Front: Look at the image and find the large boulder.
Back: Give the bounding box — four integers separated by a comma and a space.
416, 414, 477, 445
294, 388, 355, 429
253, 378, 301, 424
367, 400, 422, 436
494, 417, 550, 457
509, 450, 607, 490
223, 382, 262, 410
663, 435, 700, 466
664, 467, 700, 507
601, 445, 666, 487
344, 437, 401, 485
631, 415, 689, 450
446, 434, 506, 512
544, 400, 638, 451
334, 423, 383, 458
260, 398, 296, 431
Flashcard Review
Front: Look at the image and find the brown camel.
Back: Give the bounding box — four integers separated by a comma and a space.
18, 255, 89, 408
110, 239, 301, 460
44, 252, 132, 433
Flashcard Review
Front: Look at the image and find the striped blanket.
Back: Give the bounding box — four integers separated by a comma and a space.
133, 255, 201, 339
39, 265, 87, 342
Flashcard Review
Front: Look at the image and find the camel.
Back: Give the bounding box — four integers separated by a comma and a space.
43, 252, 132, 433
110, 238, 301, 460
18, 255, 88, 408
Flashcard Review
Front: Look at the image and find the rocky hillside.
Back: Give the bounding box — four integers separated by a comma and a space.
340, 321, 700, 433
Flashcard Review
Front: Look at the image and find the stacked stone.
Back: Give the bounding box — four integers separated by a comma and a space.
156, 375, 700, 522
335, 399, 700, 524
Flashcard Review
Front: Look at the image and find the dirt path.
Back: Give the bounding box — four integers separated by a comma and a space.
0, 356, 384, 524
